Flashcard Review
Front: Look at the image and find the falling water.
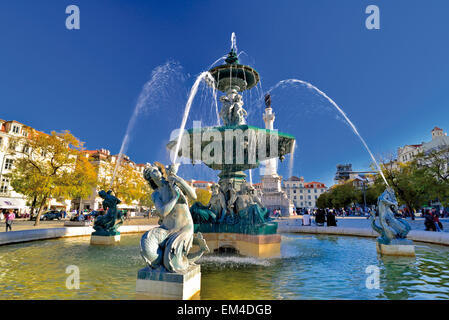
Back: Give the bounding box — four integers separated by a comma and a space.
288, 140, 296, 179
268, 79, 389, 186
110, 61, 184, 188
207, 55, 227, 70
173, 71, 215, 164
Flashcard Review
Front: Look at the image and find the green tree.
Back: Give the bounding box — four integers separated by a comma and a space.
415, 146, 449, 207
380, 159, 431, 211
316, 183, 360, 209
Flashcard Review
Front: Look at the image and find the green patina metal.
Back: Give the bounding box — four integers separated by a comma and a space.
92, 190, 125, 236
166, 124, 296, 172
208, 50, 260, 92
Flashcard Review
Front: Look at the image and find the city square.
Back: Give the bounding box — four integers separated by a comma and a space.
1, 0, 449, 307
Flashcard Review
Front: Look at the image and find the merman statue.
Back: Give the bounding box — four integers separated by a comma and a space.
92, 190, 125, 236
370, 187, 412, 245
140, 162, 209, 273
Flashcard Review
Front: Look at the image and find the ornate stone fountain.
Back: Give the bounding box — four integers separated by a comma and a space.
166, 49, 296, 258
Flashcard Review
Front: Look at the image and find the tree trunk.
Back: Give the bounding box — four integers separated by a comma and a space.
29, 195, 37, 221
34, 196, 47, 226
408, 205, 415, 220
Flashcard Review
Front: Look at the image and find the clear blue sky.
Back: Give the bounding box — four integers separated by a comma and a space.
1, 0, 449, 187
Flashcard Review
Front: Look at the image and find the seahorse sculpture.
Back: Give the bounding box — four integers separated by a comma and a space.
370, 187, 412, 245
139, 162, 209, 273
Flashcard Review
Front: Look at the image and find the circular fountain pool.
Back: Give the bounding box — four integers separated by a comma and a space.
1, 233, 448, 300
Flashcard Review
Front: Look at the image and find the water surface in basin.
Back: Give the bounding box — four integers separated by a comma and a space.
0, 233, 448, 299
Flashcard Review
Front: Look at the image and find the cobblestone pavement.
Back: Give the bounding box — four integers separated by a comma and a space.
277, 215, 449, 232
0, 216, 158, 232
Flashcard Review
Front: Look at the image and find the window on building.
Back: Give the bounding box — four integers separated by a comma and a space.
308, 195, 311, 200
0, 178, 9, 193
308, 189, 311, 193
294, 196, 296, 199
300, 196, 303, 200
300, 189, 303, 193
293, 190, 296, 193
12, 126, 19, 133
4, 159, 13, 170
309, 202, 312, 206
8, 141, 16, 151
315, 196, 318, 200
314, 189, 317, 193
0, 137, 2, 146
22, 145, 30, 153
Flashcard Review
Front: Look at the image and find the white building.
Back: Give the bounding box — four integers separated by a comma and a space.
283, 176, 327, 209
0, 119, 32, 213
397, 127, 449, 164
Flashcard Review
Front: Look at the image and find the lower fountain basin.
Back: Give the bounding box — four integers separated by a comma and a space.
1, 233, 449, 299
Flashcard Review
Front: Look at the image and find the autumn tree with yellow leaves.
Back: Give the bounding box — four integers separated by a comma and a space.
8, 130, 97, 225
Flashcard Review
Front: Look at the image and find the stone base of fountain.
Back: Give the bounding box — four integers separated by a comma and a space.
90, 234, 121, 245
376, 242, 415, 257
193, 233, 281, 258
136, 265, 201, 300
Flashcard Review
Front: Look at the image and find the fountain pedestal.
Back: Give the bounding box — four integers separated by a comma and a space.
376, 242, 415, 257
90, 234, 120, 245
136, 265, 201, 300
193, 232, 281, 258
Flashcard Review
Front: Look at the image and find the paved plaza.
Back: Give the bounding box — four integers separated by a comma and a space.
276, 215, 449, 232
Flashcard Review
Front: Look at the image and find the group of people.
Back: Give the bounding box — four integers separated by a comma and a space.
300, 208, 337, 227
423, 209, 444, 232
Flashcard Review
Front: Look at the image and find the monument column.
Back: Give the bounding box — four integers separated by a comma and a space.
260, 95, 294, 216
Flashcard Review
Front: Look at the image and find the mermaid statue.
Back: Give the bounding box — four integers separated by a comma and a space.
140, 162, 209, 273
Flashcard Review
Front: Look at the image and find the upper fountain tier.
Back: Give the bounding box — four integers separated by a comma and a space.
207, 50, 260, 93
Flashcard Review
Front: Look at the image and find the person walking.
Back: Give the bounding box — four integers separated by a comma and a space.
5, 210, 15, 232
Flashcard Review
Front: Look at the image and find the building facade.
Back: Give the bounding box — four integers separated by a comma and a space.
0, 119, 33, 212
397, 127, 449, 164
0, 118, 149, 214
283, 176, 327, 209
